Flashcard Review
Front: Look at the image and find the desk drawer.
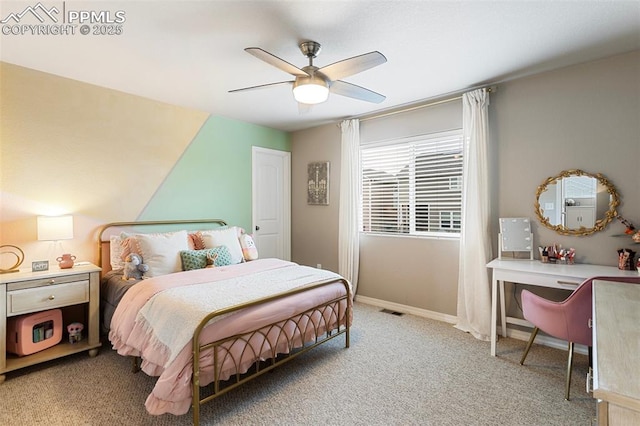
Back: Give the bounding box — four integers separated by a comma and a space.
496, 269, 582, 289
7, 280, 89, 316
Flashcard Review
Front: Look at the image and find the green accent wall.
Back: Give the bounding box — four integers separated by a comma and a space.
138, 115, 290, 231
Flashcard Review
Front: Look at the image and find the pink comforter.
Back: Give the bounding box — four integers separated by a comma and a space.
109, 258, 351, 415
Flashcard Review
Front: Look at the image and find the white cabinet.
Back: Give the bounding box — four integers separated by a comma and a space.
565, 206, 595, 228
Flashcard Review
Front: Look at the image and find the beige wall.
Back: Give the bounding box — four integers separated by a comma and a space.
291, 123, 341, 272
0, 62, 207, 268
492, 50, 640, 316
0, 63, 289, 271
292, 100, 464, 316
291, 50, 640, 318
492, 50, 640, 265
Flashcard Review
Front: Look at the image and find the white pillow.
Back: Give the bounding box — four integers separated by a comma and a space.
132, 230, 190, 277
110, 234, 125, 271
200, 227, 244, 264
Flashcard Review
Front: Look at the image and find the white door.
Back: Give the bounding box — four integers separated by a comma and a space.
252, 147, 291, 260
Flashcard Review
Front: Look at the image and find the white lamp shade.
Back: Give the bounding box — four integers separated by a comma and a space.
37, 215, 74, 241
293, 83, 329, 104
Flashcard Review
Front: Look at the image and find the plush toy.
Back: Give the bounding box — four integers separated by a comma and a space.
205, 252, 218, 268
67, 322, 84, 344
239, 233, 258, 261
123, 253, 149, 280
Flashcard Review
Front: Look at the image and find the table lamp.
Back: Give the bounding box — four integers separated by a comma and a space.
37, 215, 74, 265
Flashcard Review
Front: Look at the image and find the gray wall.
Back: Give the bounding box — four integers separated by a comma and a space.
492, 50, 639, 264
291, 50, 640, 318
291, 123, 342, 272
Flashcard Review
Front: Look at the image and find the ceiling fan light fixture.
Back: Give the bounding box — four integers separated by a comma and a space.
293, 77, 329, 104
233, 42, 387, 105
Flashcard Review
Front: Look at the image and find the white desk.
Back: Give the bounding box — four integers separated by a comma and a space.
486, 259, 638, 356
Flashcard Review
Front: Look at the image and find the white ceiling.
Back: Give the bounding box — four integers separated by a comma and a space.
1, 1, 639, 132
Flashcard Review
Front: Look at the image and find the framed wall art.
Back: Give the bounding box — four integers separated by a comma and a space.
307, 161, 329, 205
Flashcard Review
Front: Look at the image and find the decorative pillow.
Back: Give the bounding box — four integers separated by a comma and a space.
199, 227, 244, 264
180, 246, 233, 271
131, 230, 190, 277
119, 232, 135, 262
189, 232, 205, 250
110, 234, 126, 271
121, 231, 200, 261
239, 233, 259, 261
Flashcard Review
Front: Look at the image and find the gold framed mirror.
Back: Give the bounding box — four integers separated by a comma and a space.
534, 169, 620, 236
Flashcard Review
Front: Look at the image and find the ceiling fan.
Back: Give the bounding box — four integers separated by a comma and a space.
229, 41, 387, 106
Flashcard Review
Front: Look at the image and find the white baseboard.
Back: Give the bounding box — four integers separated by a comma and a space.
355, 295, 588, 356
355, 295, 457, 324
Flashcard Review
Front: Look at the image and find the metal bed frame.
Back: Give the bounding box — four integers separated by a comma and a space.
98, 219, 351, 425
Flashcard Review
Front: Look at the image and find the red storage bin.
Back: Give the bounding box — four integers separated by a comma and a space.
6, 309, 63, 356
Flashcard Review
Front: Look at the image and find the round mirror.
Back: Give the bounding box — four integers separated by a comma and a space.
534, 169, 620, 236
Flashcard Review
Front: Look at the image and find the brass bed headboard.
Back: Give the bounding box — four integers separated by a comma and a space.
97, 219, 228, 273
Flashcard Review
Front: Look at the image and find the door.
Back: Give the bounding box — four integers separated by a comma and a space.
252, 147, 291, 260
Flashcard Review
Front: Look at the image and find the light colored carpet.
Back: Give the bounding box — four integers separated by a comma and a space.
0, 302, 595, 425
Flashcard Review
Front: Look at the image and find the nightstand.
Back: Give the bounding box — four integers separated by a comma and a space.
0, 263, 102, 383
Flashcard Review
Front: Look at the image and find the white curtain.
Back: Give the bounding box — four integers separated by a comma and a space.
455, 88, 492, 341
338, 119, 361, 294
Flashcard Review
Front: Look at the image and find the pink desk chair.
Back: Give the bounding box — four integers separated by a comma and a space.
519, 275, 640, 400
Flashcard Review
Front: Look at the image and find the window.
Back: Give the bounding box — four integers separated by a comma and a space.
361, 129, 463, 236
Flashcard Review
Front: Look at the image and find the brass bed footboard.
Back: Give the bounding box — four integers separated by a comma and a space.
191, 278, 352, 425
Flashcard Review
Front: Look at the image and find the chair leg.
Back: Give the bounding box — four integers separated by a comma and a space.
520, 327, 539, 365
565, 341, 574, 401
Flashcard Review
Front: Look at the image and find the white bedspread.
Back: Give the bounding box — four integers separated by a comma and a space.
139, 263, 342, 365
109, 258, 352, 415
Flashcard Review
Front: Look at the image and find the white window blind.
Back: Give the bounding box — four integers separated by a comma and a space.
361, 129, 463, 236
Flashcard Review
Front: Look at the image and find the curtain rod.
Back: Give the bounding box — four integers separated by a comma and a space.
356, 86, 496, 123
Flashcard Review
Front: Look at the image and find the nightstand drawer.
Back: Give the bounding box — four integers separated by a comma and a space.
7, 280, 89, 316
6, 273, 89, 292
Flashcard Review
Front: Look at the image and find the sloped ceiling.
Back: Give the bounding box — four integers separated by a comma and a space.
1, 0, 639, 132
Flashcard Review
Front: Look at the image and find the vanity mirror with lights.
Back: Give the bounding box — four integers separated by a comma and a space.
534, 169, 620, 236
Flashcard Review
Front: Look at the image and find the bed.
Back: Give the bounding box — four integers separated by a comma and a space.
98, 219, 352, 425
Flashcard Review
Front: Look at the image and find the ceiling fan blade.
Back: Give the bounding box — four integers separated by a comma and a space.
330, 80, 386, 104
245, 48, 309, 77
229, 80, 293, 93
318, 51, 387, 81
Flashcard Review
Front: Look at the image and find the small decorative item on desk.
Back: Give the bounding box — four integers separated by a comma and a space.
56, 253, 76, 269
538, 244, 574, 264
565, 248, 576, 264
539, 247, 549, 263
67, 322, 84, 343
617, 248, 636, 270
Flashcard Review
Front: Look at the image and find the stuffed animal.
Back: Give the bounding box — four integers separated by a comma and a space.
123, 253, 149, 280
239, 233, 258, 261
67, 322, 84, 343
205, 252, 218, 268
